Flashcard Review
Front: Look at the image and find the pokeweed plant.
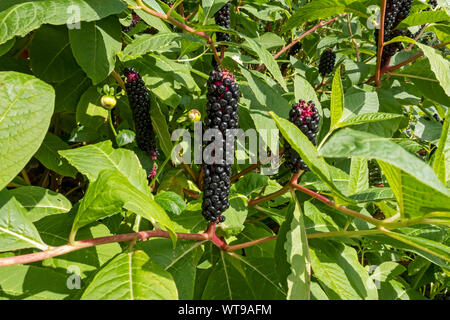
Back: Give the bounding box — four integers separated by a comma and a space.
0, 0, 449, 300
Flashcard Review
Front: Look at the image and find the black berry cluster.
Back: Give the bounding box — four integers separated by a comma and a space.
123, 68, 159, 160
429, 0, 438, 9
123, 12, 140, 33
214, 2, 231, 43
375, 0, 413, 66
318, 48, 336, 76
284, 100, 320, 173
368, 160, 383, 187
202, 68, 240, 223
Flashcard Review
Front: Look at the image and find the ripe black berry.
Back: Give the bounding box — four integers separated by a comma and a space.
318, 48, 336, 76
123, 12, 140, 33
202, 68, 240, 223
214, 2, 231, 43
123, 68, 159, 160
284, 100, 320, 173
429, 0, 438, 8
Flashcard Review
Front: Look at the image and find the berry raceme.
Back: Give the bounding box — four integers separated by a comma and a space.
318, 48, 336, 76
214, 2, 231, 43
123, 68, 159, 160
284, 100, 320, 173
202, 68, 240, 223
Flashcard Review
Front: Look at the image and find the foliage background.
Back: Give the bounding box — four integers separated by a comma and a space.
0, 0, 449, 300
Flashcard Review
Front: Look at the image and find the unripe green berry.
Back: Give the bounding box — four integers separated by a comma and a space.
188, 109, 201, 122
101, 95, 117, 110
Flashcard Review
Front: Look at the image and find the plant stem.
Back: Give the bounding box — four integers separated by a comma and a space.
248, 183, 291, 207
291, 182, 383, 227
108, 110, 118, 137
375, 0, 387, 87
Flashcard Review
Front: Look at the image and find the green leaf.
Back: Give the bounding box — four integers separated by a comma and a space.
0, 71, 55, 191
75, 86, 109, 139
123, 33, 202, 58
8, 186, 72, 222
155, 191, 186, 216
320, 129, 450, 218
240, 35, 287, 91
433, 111, 450, 184
36, 214, 122, 279
218, 194, 248, 237
29, 25, 80, 82
335, 112, 403, 129
309, 239, 378, 300
116, 129, 136, 147
202, 251, 286, 299
285, 190, 310, 300
69, 16, 122, 85
138, 238, 203, 299
72, 169, 175, 243
34, 132, 77, 178
330, 65, 343, 130
371, 231, 450, 271
0, 265, 71, 299
320, 129, 449, 196
240, 68, 291, 148
59, 140, 148, 193
348, 157, 369, 195
149, 94, 173, 158
201, 0, 229, 24
416, 42, 450, 97
282, 0, 368, 33
270, 111, 353, 203
0, 0, 127, 45
0, 189, 48, 252
54, 70, 91, 113
81, 250, 178, 300
397, 9, 450, 28
348, 187, 395, 203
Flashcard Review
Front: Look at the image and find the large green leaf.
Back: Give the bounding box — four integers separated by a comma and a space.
330, 65, 343, 130
432, 112, 450, 184
282, 0, 368, 33
240, 68, 291, 149
8, 186, 72, 222
416, 42, 450, 97
29, 25, 80, 82
34, 132, 77, 178
240, 35, 287, 91
0, 264, 71, 299
0, 189, 47, 252
202, 251, 286, 299
285, 190, 310, 299
81, 250, 178, 300
0, 71, 55, 191
309, 239, 378, 300
36, 214, 122, 280
72, 169, 175, 242
320, 129, 448, 195
369, 231, 450, 271
320, 129, 450, 218
69, 16, 122, 84
138, 238, 203, 299
59, 140, 149, 193
0, 0, 127, 45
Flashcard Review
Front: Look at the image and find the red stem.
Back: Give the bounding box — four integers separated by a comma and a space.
375, 0, 388, 87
